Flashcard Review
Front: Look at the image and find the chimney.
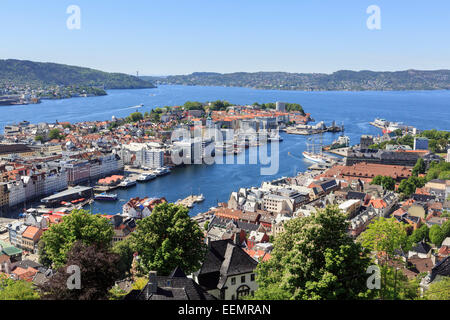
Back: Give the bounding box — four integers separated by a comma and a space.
147, 271, 157, 296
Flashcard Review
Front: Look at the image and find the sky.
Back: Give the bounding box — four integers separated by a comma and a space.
1, 0, 450, 75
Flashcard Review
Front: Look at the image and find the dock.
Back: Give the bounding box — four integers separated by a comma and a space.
176, 195, 204, 209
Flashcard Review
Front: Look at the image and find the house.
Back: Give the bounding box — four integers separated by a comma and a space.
246, 230, 269, 250
124, 267, 216, 300
408, 241, 432, 259
21, 226, 43, 253
194, 240, 258, 300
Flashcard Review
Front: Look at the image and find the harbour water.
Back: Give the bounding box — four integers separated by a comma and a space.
1, 85, 449, 216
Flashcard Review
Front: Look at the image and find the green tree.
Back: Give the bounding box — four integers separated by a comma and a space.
34, 135, 44, 143
129, 203, 206, 276
429, 225, 445, 247
371, 175, 395, 191
377, 265, 420, 300
48, 128, 61, 140
412, 158, 426, 176
39, 209, 114, 268
128, 112, 143, 122
408, 225, 430, 249
425, 277, 450, 300
398, 176, 426, 197
359, 217, 409, 260
112, 237, 135, 278
252, 206, 374, 300
0, 274, 40, 300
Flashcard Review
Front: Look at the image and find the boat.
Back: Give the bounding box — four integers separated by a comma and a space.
119, 178, 136, 188
302, 151, 327, 163
324, 135, 350, 151
303, 134, 327, 163
94, 193, 118, 201
154, 167, 171, 176
136, 173, 156, 182
196, 194, 205, 202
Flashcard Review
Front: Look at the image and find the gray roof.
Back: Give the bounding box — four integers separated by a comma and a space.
197, 240, 258, 291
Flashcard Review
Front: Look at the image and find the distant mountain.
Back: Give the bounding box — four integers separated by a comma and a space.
0, 59, 156, 89
153, 70, 450, 91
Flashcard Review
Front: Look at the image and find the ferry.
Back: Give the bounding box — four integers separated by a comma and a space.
119, 178, 137, 188
154, 167, 171, 176
136, 173, 156, 182
94, 193, 118, 201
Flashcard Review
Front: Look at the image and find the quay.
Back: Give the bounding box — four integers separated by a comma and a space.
176, 195, 205, 209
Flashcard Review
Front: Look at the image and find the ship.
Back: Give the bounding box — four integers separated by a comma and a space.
323, 135, 350, 151
303, 134, 327, 163
154, 167, 171, 176
119, 178, 137, 188
302, 151, 327, 163
94, 193, 118, 201
136, 173, 156, 182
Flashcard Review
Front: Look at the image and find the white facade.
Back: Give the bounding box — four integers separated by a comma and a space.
7, 180, 26, 207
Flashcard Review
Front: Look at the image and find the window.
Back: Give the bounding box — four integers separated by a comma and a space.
231, 277, 236, 285
241, 275, 245, 283
251, 273, 255, 281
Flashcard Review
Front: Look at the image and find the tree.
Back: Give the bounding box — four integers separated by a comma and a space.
425, 277, 450, 300
371, 175, 395, 191
48, 128, 61, 140
34, 135, 44, 143
408, 225, 429, 249
127, 112, 143, 122
252, 206, 374, 300
359, 217, 409, 260
0, 274, 40, 300
429, 225, 445, 247
39, 209, 114, 268
39, 241, 121, 300
129, 203, 206, 276
376, 265, 420, 300
412, 158, 426, 176
112, 237, 135, 278
398, 176, 426, 197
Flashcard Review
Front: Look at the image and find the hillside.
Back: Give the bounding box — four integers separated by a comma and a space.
149, 70, 450, 91
0, 59, 156, 89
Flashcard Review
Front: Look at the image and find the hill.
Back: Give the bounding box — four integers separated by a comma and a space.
0, 59, 155, 89
149, 70, 450, 91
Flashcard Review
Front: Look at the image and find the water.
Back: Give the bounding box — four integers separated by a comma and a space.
1, 85, 449, 216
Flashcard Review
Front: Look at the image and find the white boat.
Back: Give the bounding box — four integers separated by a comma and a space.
154, 167, 171, 176
136, 173, 156, 182
119, 178, 136, 188
196, 194, 205, 202
302, 151, 327, 163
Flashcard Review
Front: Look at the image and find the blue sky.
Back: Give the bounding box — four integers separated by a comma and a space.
1, 0, 450, 75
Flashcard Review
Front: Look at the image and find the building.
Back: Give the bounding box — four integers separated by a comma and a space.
360, 135, 374, 150
414, 137, 429, 150
338, 199, 361, 218
194, 240, 258, 300
275, 102, 286, 112
0, 182, 9, 215
124, 268, 216, 300
345, 149, 423, 167
20, 226, 43, 253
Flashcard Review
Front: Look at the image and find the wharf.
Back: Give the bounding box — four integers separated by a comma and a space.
176, 195, 204, 209
325, 147, 350, 157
